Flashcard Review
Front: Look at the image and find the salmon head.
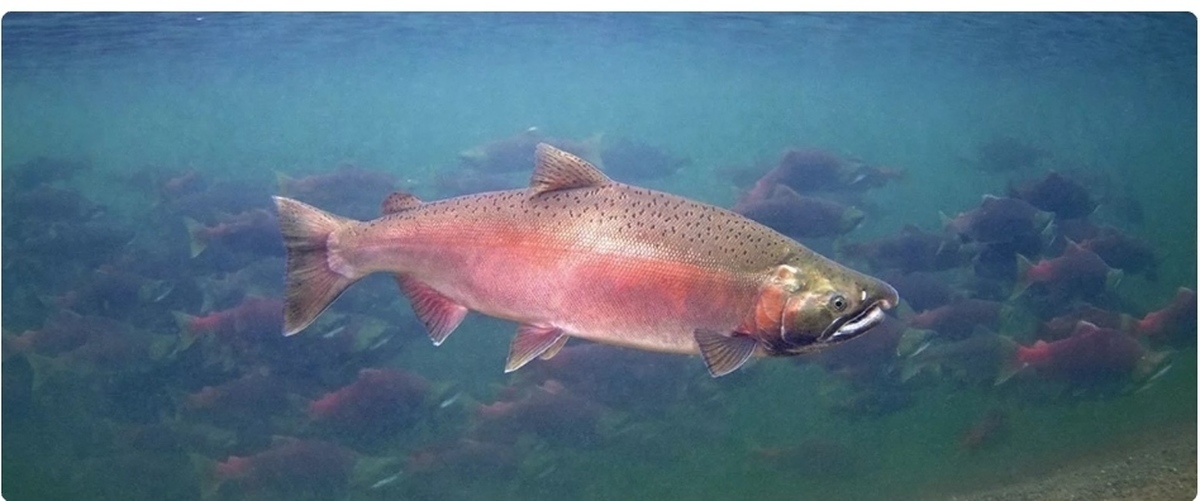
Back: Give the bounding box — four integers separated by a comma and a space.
750, 258, 899, 356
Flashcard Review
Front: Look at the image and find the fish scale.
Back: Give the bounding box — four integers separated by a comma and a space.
274, 143, 897, 377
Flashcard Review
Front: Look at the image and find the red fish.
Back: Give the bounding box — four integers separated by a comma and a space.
274, 144, 897, 377
174, 296, 283, 347
184, 208, 281, 258
1015, 321, 1165, 383
1013, 240, 1122, 299
213, 438, 355, 497
309, 368, 430, 432
3, 310, 95, 358
1134, 287, 1197, 344
185, 371, 289, 420
472, 380, 608, 445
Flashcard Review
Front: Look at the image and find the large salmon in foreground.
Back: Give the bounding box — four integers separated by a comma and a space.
273, 144, 899, 377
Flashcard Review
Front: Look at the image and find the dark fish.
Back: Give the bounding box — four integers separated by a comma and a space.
3, 185, 105, 223
1039, 304, 1135, 341
900, 329, 1020, 386
839, 224, 968, 274
597, 136, 688, 182
1008, 171, 1097, 219
164, 180, 273, 221
972, 135, 1049, 172
959, 408, 1010, 450
277, 164, 402, 220
184, 208, 282, 258
736, 148, 852, 207
1078, 230, 1159, 281
430, 168, 524, 197
185, 371, 289, 422
943, 195, 1053, 245
3, 156, 91, 190
404, 438, 517, 478
735, 185, 865, 239
907, 299, 1005, 341
880, 270, 957, 312
458, 127, 601, 173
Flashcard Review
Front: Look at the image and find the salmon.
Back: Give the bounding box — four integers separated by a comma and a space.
274, 144, 898, 377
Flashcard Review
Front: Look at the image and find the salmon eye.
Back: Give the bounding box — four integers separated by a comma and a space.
829, 294, 847, 312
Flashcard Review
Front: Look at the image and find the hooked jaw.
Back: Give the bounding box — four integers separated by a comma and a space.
825, 280, 899, 342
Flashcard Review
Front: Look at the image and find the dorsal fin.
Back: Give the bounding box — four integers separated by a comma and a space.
530, 143, 611, 196
381, 192, 422, 215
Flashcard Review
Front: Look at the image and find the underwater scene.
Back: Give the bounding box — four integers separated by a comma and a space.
1, 12, 1196, 501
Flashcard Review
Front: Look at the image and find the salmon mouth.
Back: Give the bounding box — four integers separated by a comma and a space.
823, 300, 890, 342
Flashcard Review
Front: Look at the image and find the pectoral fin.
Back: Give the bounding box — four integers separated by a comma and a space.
694, 329, 758, 377
505, 325, 566, 373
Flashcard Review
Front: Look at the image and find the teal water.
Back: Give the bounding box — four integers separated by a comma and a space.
2, 12, 1196, 501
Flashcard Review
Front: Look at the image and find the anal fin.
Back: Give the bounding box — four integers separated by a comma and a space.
694, 329, 758, 377
395, 275, 468, 346
505, 324, 565, 373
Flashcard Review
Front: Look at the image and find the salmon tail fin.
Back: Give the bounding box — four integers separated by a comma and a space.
172, 311, 201, 349
938, 211, 953, 230
1105, 268, 1124, 291
993, 335, 1025, 386
1010, 254, 1035, 300
189, 452, 224, 500
273, 196, 362, 336
183, 218, 208, 258
1134, 349, 1173, 383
